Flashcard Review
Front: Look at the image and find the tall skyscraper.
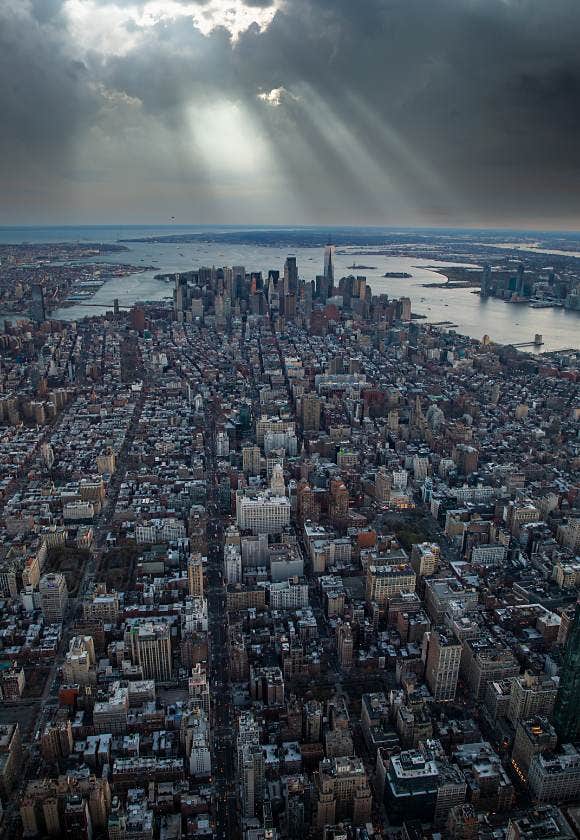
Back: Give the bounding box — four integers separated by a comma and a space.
337, 622, 353, 667
315, 274, 330, 303
127, 622, 172, 681
188, 554, 204, 598
554, 601, 580, 741
516, 263, 525, 296
301, 393, 321, 432
324, 243, 335, 288
284, 256, 298, 294
241, 744, 265, 818
270, 463, 286, 497
175, 274, 189, 320
39, 573, 68, 624
480, 263, 492, 297
423, 629, 462, 701
30, 285, 46, 323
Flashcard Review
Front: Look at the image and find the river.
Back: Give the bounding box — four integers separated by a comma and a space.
0, 226, 577, 353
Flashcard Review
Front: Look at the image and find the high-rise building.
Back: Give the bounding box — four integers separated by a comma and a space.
384, 743, 466, 825
20, 775, 110, 838
505, 499, 540, 536
315, 274, 330, 303
399, 296, 412, 321
461, 637, 520, 700
375, 468, 392, 503
301, 393, 321, 432
188, 712, 212, 779
63, 794, 92, 840
216, 430, 230, 457
188, 664, 210, 715
232, 265, 246, 299
554, 602, 580, 741
237, 711, 260, 764
188, 554, 204, 598
175, 274, 189, 320
480, 263, 492, 297
63, 635, 96, 687
41, 442, 55, 469
411, 542, 440, 578
337, 622, 353, 668
297, 481, 320, 525
224, 543, 242, 585
30, 285, 46, 323
453, 741, 514, 811
250, 665, 285, 706
256, 416, 295, 447
0, 723, 23, 799
264, 428, 297, 456
283, 775, 310, 840
130, 305, 145, 332
40, 718, 73, 764
241, 744, 265, 818
507, 670, 558, 726
516, 262, 526, 296
314, 756, 372, 830
96, 448, 116, 475
237, 711, 263, 818
93, 683, 129, 734
452, 444, 479, 476
412, 455, 429, 481
270, 463, 286, 497
126, 622, 172, 682
511, 717, 558, 780
323, 243, 335, 288
527, 747, 580, 803
83, 583, 120, 622
284, 256, 298, 295
366, 564, 416, 605
447, 803, 479, 839
236, 489, 291, 535
506, 805, 576, 840
329, 478, 349, 528
424, 629, 462, 701
243, 445, 262, 475
39, 572, 68, 624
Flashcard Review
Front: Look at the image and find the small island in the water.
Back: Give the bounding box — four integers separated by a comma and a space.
383, 271, 412, 278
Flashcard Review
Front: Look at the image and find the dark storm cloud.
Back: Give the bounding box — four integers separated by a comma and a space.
243, 0, 580, 184
0, 2, 99, 169
2, 0, 580, 224
101, 18, 236, 118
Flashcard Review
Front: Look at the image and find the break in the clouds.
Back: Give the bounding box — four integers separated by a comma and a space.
1, 0, 580, 226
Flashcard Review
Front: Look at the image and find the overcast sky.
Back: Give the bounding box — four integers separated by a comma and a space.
2, 0, 580, 228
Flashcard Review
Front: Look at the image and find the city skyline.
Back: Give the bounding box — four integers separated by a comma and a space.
2, 0, 580, 227
0, 244, 577, 838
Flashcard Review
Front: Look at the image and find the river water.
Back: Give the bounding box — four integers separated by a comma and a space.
1, 226, 577, 353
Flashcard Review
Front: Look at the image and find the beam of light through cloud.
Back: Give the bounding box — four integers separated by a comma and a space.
341, 90, 455, 205
183, 97, 283, 223
288, 84, 417, 222
3, 0, 580, 225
